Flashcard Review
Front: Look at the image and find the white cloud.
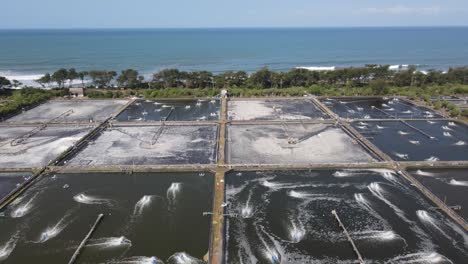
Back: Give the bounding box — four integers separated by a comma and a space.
362, 5, 441, 15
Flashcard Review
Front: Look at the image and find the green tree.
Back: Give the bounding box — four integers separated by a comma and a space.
89, 70, 117, 88
67, 68, 78, 88
78, 71, 88, 88
369, 79, 389, 95
117, 69, 140, 88
249, 67, 273, 88
36, 73, 52, 88
0, 76, 11, 89
52, 68, 69, 88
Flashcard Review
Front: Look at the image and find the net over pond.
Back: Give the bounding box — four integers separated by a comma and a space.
228, 99, 327, 121
66, 125, 218, 166
321, 97, 442, 119
352, 120, 468, 161
224, 170, 468, 263
0, 125, 94, 168
0, 172, 213, 264
226, 123, 375, 165
5, 100, 128, 123
116, 99, 220, 121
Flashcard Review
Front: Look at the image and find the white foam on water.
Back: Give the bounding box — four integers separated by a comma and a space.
107, 256, 161, 264
368, 183, 412, 224
448, 122, 457, 127
442, 126, 452, 131
358, 122, 368, 126
394, 153, 409, 160
133, 195, 155, 215
398, 130, 409, 135
416, 210, 452, 240
241, 189, 254, 218
388, 252, 453, 263
364, 115, 371, 119
0, 234, 19, 261
376, 125, 386, 129
402, 110, 413, 114
415, 170, 437, 177
356, 125, 367, 129
288, 221, 306, 243
185, 105, 191, 109
382, 103, 390, 107
73, 193, 112, 205
10, 194, 37, 218
357, 107, 364, 111
353, 230, 404, 242
36, 214, 73, 243
425, 156, 440, 162
167, 252, 203, 264
167, 183, 182, 207
333, 170, 367, 178
86, 236, 132, 249
162, 105, 171, 108
449, 179, 468, 187
409, 140, 421, 145
454, 141, 466, 146
427, 121, 437, 124
443, 132, 452, 137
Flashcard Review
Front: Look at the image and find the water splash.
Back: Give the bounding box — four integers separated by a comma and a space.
388, 252, 453, 263
376, 125, 386, 129
86, 237, 132, 249
416, 210, 452, 240
108, 256, 162, 264
10, 194, 37, 218
368, 183, 408, 222
402, 110, 413, 114
398, 130, 409, 135
288, 221, 306, 243
73, 193, 112, 205
241, 190, 254, 218
394, 153, 409, 160
167, 252, 204, 264
356, 125, 367, 129
353, 230, 403, 241
333, 170, 367, 178
448, 122, 457, 127
185, 105, 191, 109
0, 234, 19, 261
409, 140, 420, 145
167, 183, 182, 207
442, 126, 452, 131
425, 156, 440, 162
36, 214, 73, 243
443, 132, 452, 137
427, 121, 437, 124
415, 170, 437, 177
454, 141, 466, 146
134, 195, 155, 215
449, 179, 468, 187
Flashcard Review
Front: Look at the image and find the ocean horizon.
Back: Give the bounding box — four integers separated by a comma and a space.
1, 26, 467, 86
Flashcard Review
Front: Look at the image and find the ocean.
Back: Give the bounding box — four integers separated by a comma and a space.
0, 27, 467, 86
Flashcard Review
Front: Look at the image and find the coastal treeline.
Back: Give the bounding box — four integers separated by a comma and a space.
28, 65, 468, 91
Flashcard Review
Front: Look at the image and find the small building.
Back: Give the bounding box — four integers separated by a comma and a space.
69, 88, 85, 98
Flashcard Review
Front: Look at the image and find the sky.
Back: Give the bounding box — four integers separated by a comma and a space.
1, 0, 468, 29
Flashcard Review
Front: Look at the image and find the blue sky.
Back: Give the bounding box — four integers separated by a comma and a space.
1, 0, 467, 29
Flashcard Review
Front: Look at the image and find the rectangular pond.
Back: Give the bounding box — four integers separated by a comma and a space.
0, 172, 32, 201
224, 170, 468, 263
228, 99, 327, 121
116, 99, 220, 122
5, 100, 128, 123
0, 172, 213, 264
0, 125, 94, 168
226, 123, 375, 165
409, 168, 468, 221
352, 120, 468, 161
320, 97, 442, 119
66, 125, 219, 166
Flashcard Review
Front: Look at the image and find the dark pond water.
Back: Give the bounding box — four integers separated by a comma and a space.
352, 120, 468, 161
321, 97, 442, 119
409, 168, 468, 221
0, 172, 213, 263
224, 170, 468, 263
116, 99, 220, 121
